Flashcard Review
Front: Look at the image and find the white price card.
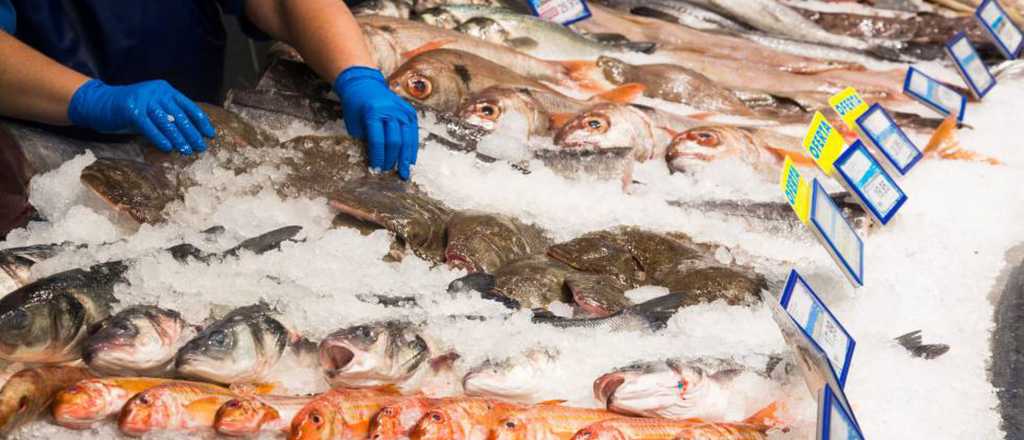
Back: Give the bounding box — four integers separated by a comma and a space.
976, 0, 1024, 59
527, 0, 591, 25
809, 179, 865, 287
902, 67, 967, 122
855, 104, 922, 175
946, 32, 997, 99
780, 270, 856, 387
833, 141, 907, 225
817, 384, 865, 440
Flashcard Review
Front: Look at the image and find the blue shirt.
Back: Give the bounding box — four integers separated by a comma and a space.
0, 1, 13, 34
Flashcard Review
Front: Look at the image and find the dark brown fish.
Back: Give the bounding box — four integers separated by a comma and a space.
444, 211, 551, 273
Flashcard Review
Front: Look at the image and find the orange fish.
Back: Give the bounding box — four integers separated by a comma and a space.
289, 387, 402, 440
570, 402, 783, 440
215, 394, 317, 437
492, 402, 623, 440
118, 380, 237, 436
0, 366, 95, 435
410, 397, 527, 440
53, 377, 171, 429
369, 396, 442, 440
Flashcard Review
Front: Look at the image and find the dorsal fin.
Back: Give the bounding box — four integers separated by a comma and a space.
401, 39, 456, 60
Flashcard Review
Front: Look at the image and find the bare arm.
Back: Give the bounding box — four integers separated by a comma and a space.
244, 0, 376, 82
0, 31, 90, 125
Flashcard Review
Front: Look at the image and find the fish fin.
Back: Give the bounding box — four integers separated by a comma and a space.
924, 116, 1001, 165
536, 400, 567, 406
742, 400, 786, 430
430, 352, 461, 372
709, 368, 745, 383
369, 385, 403, 396
185, 397, 229, 423
627, 292, 690, 331
659, 126, 680, 139
559, 60, 606, 93
594, 83, 645, 103
222, 226, 303, 257
622, 41, 657, 54
628, 6, 679, 24
401, 39, 456, 60
229, 383, 277, 396
685, 112, 717, 121
763, 145, 815, 166
895, 330, 951, 360
506, 37, 539, 50
549, 113, 577, 130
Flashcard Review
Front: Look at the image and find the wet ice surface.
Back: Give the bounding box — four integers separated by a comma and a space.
5, 79, 1024, 440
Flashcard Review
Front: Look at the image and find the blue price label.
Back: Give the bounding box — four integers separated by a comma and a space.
902, 67, 967, 122
818, 384, 865, 440
834, 141, 908, 225
946, 32, 997, 99
976, 0, 1024, 59
526, 0, 591, 25
809, 179, 865, 287
855, 104, 922, 175
779, 270, 856, 387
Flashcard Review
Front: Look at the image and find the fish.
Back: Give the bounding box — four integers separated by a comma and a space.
894, 330, 950, 360
412, 0, 530, 14
444, 210, 552, 273
51, 377, 171, 429
0, 242, 70, 292
602, 0, 749, 32
117, 380, 238, 436
353, 0, 415, 18
546, 230, 646, 287
530, 291, 689, 332
214, 394, 317, 436
475, 254, 576, 309
409, 396, 526, 440
330, 178, 455, 263
569, 401, 782, 440
288, 387, 402, 440
593, 56, 754, 116
491, 403, 623, 440
0, 260, 122, 363
0, 366, 96, 434
462, 347, 559, 403
593, 358, 777, 420
665, 125, 811, 176
318, 321, 459, 395
369, 396, 442, 440
358, 15, 572, 84
554, 103, 702, 163
415, 5, 655, 59
82, 305, 197, 377
176, 303, 319, 385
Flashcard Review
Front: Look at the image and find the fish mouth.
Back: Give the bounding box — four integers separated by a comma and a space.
320, 343, 356, 376
445, 249, 480, 273
593, 373, 625, 404
52, 392, 105, 428
666, 149, 714, 163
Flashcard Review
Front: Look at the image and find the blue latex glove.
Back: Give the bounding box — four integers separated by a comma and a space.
68, 79, 216, 155
334, 66, 419, 180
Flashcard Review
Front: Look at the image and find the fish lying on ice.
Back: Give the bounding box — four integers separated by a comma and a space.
117, 380, 239, 436
0, 366, 96, 434
288, 387, 402, 440
52, 377, 172, 429
570, 401, 783, 440
491, 404, 623, 440
214, 393, 317, 436
444, 210, 552, 273
462, 347, 559, 403
82, 305, 198, 377
409, 396, 527, 440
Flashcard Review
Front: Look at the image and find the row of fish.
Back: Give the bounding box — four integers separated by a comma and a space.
0, 363, 786, 439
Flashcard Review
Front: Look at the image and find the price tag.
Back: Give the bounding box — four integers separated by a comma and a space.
779, 270, 856, 387
833, 141, 907, 225
946, 32, 997, 99
828, 87, 870, 129
809, 179, 865, 287
976, 0, 1024, 59
526, 0, 591, 25
818, 384, 865, 440
855, 104, 923, 175
780, 156, 811, 224
902, 67, 967, 122
802, 112, 847, 175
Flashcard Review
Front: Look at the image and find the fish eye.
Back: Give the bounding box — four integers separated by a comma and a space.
354, 325, 373, 339
578, 431, 592, 440
579, 114, 609, 134
1, 308, 29, 331
225, 400, 241, 409
380, 407, 395, 416
208, 330, 229, 347
137, 395, 151, 405
310, 411, 323, 426
504, 421, 517, 429
687, 130, 720, 147
477, 103, 500, 120
404, 75, 433, 100
430, 413, 443, 422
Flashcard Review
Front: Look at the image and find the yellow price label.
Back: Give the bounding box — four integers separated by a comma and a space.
802, 112, 846, 176
828, 87, 870, 129
780, 156, 811, 224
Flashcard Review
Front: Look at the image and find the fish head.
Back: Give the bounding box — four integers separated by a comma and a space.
410, 409, 457, 440
457, 87, 547, 136
415, 7, 461, 30
176, 314, 266, 384
554, 104, 646, 154
598, 360, 696, 418
84, 306, 194, 375
319, 321, 430, 387
455, 17, 510, 46
369, 398, 430, 440
491, 415, 531, 440
388, 53, 468, 112
361, 25, 404, 76
666, 126, 742, 172
571, 424, 627, 440
463, 349, 555, 402
215, 397, 281, 436
289, 399, 340, 440
118, 387, 176, 435
0, 292, 80, 363
52, 380, 115, 429
444, 211, 530, 274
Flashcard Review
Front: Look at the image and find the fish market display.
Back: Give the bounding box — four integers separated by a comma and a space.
1, 0, 1018, 438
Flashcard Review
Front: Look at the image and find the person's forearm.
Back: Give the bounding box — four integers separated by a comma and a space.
246, 0, 377, 82
0, 32, 89, 125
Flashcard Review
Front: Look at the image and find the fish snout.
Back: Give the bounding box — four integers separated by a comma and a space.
593, 372, 626, 405
319, 342, 356, 377
52, 387, 106, 428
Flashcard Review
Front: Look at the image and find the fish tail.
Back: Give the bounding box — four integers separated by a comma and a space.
630, 292, 689, 331
594, 83, 645, 104
223, 226, 303, 257
559, 60, 607, 93
742, 400, 786, 431
924, 116, 1002, 165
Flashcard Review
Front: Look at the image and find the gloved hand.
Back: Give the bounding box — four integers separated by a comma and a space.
68, 79, 216, 155
334, 66, 419, 180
